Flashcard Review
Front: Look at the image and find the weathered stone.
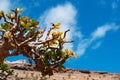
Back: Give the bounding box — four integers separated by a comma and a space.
3, 63, 120, 80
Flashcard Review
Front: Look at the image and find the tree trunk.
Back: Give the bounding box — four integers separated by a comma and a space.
0, 42, 15, 62
0, 57, 4, 62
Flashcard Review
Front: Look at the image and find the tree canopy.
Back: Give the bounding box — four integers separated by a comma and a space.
0, 8, 76, 76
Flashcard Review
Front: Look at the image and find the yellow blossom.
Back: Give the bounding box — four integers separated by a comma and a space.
53, 22, 61, 29
57, 31, 63, 36
52, 32, 57, 36
29, 19, 33, 23
16, 8, 23, 13
20, 21, 25, 27
59, 37, 65, 42
69, 51, 75, 56
25, 16, 29, 22
64, 48, 75, 56
51, 31, 62, 36
64, 48, 69, 54
21, 17, 25, 21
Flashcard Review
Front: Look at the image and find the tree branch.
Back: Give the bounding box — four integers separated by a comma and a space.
2, 13, 13, 25
49, 55, 68, 67
19, 34, 37, 46
64, 40, 74, 43
63, 29, 70, 38
30, 38, 55, 45
45, 28, 53, 40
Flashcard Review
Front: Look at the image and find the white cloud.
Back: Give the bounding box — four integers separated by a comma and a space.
76, 23, 119, 56
91, 23, 119, 41
92, 42, 102, 49
74, 31, 83, 39
0, 0, 11, 13
40, 3, 76, 26
76, 39, 91, 56
40, 3, 78, 50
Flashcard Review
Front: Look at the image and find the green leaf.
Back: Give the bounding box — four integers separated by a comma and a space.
30, 19, 39, 26
6, 69, 14, 75
34, 21, 39, 25
21, 16, 26, 21
0, 62, 14, 77
10, 43, 15, 47
6, 13, 13, 19
25, 23, 32, 29
1, 23, 11, 30
4, 31, 12, 38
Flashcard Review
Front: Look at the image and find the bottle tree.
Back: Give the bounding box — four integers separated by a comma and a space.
0, 8, 76, 76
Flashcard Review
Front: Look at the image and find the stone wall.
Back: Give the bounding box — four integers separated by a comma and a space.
7, 69, 120, 80
3, 62, 120, 80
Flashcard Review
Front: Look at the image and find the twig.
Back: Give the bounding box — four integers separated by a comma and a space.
19, 34, 37, 46
2, 13, 13, 25
64, 40, 74, 43
45, 28, 53, 40
49, 55, 68, 67
64, 29, 70, 38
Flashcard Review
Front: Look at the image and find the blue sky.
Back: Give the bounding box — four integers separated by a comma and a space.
0, 0, 120, 73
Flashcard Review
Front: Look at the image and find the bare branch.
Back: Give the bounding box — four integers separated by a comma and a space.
45, 27, 53, 40
14, 10, 18, 23
11, 32, 19, 47
49, 55, 68, 67
63, 29, 70, 38
64, 40, 74, 43
16, 15, 21, 31
19, 34, 37, 46
36, 29, 46, 42
47, 47, 59, 50
30, 38, 54, 45
2, 13, 13, 25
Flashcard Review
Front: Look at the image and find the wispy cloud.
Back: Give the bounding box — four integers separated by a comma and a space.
40, 3, 78, 50
76, 39, 91, 56
92, 41, 102, 49
0, 0, 11, 13
76, 23, 119, 56
100, 0, 119, 10
91, 23, 119, 41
